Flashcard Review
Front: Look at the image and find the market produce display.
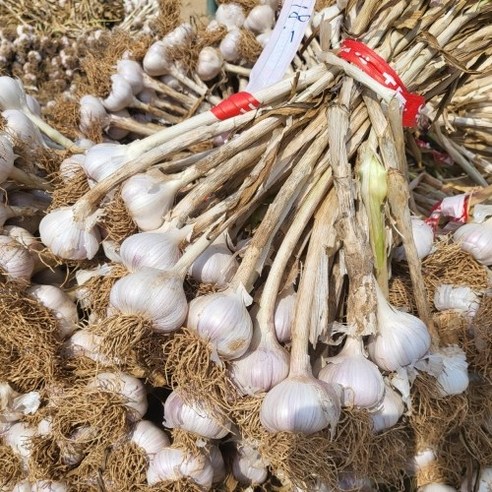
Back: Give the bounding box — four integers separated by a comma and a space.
0, 0, 491, 490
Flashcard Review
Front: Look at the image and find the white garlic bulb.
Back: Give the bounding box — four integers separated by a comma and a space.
27, 284, 78, 338
5, 422, 36, 463
232, 443, 268, 485
3, 109, 45, 151
143, 41, 172, 77
434, 346, 469, 397
394, 217, 434, 261
244, 5, 275, 33
215, 3, 245, 29
79, 95, 109, 134
368, 287, 431, 371
407, 448, 436, 475
121, 173, 180, 231
163, 390, 231, 439
39, 206, 101, 260
453, 218, 492, 265
274, 286, 296, 343
31, 481, 68, 492
109, 269, 187, 332
371, 383, 404, 432
209, 446, 226, 484
12, 481, 31, 492
82, 142, 129, 182
0, 133, 15, 183
120, 229, 185, 272
103, 74, 134, 112
0, 234, 34, 282
418, 484, 457, 492
147, 447, 214, 490
319, 335, 385, 409
260, 374, 341, 434
434, 284, 480, 318
130, 420, 170, 458
256, 30, 272, 48
186, 286, 253, 359
0, 76, 29, 110
88, 372, 148, 420
58, 154, 86, 183
117, 59, 145, 94
189, 233, 238, 287
196, 47, 223, 81
66, 330, 110, 365
461, 467, 492, 492
219, 29, 241, 62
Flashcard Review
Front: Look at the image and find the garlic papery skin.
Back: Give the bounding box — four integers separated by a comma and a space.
461, 467, 492, 492
27, 284, 78, 338
319, 335, 385, 409
215, 3, 245, 30
434, 284, 480, 318
0, 133, 15, 183
58, 154, 86, 183
407, 448, 436, 475
274, 286, 296, 343
119, 229, 185, 272
186, 286, 253, 360
163, 390, 231, 439
394, 217, 434, 261
434, 346, 469, 397
5, 422, 36, 464
130, 420, 170, 459
189, 233, 238, 287
39, 206, 101, 260
244, 5, 275, 33
196, 47, 223, 82
12, 480, 31, 492
121, 173, 180, 231
0, 383, 40, 427
147, 447, 214, 490
209, 446, 226, 484
109, 269, 187, 332
371, 383, 404, 432
0, 235, 34, 282
259, 373, 341, 435
368, 287, 431, 372
31, 481, 68, 492
230, 330, 289, 395
88, 372, 148, 420
66, 330, 110, 365
219, 29, 241, 62
79, 95, 109, 134
232, 443, 268, 485
453, 218, 492, 265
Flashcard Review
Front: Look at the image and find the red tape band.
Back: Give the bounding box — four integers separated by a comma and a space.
211, 92, 261, 121
339, 39, 425, 127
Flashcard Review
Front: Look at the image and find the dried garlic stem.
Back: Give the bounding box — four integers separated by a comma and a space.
327, 79, 377, 335
9, 167, 52, 191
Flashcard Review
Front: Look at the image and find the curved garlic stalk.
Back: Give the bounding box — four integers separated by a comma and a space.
163, 389, 231, 439
232, 442, 268, 485
318, 335, 385, 409
147, 446, 214, 490
368, 285, 431, 372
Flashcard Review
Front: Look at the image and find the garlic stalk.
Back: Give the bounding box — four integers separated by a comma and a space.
163, 389, 231, 439
433, 284, 480, 318
318, 334, 385, 409
453, 217, 492, 265
368, 285, 431, 372
0, 76, 76, 149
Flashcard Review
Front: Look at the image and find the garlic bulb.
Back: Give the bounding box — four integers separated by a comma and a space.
66, 330, 110, 365
368, 287, 431, 371
119, 229, 185, 272
434, 346, 469, 397
27, 284, 78, 338
0, 133, 15, 183
186, 286, 253, 359
453, 218, 492, 265
189, 233, 238, 287
88, 372, 148, 420
371, 383, 404, 432
209, 446, 226, 484
319, 335, 385, 409
163, 390, 231, 439
418, 484, 457, 492
12, 481, 31, 492
79, 95, 109, 134
244, 5, 275, 33
196, 47, 223, 81
130, 420, 170, 458
58, 154, 86, 183
256, 31, 272, 48
232, 443, 268, 485
121, 173, 180, 231
407, 448, 436, 475
31, 482, 68, 492
147, 447, 214, 490
5, 422, 36, 463
461, 467, 492, 492
82, 143, 129, 182
39, 206, 101, 260
215, 3, 245, 29
103, 74, 134, 112
274, 286, 296, 343
260, 374, 341, 434
0, 383, 40, 426
219, 29, 241, 62
434, 284, 480, 318
394, 217, 434, 261
117, 59, 145, 94
0, 235, 34, 282
3, 109, 45, 151
0, 76, 29, 110
109, 269, 187, 332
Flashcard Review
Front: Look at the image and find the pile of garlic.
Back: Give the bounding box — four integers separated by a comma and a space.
1, 0, 492, 490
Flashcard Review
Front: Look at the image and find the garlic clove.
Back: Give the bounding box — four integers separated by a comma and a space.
259, 375, 341, 435
163, 390, 231, 439
130, 420, 170, 458
39, 206, 101, 260
370, 382, 404, 432
434, 284, 480, 318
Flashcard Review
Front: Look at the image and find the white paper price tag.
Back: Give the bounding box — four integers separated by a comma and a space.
246, 0, 316, 93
